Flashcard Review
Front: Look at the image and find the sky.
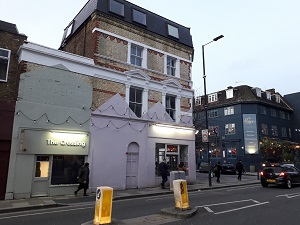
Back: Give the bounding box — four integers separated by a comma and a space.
2, 0, 300, 96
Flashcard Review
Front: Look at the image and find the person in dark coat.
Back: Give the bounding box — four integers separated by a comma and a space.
236, 160, 245, 180
159, 159, 169, 189
214, 162, 222, 183
74, 162, 90, 196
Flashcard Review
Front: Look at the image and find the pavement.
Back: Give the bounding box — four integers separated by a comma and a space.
0, 172, 260, 215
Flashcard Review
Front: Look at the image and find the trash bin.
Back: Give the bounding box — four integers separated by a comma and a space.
178, 171, 185, 179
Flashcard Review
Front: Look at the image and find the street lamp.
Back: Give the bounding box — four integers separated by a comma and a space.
202, 35, 224, 187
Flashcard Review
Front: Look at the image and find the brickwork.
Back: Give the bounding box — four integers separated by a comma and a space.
148, 90, 162, 109
180, 97, 191, 112
0, 31, 27, 101
147, 49, 164, 73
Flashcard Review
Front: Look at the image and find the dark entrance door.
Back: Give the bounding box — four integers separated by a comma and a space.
0, 141, 11, 200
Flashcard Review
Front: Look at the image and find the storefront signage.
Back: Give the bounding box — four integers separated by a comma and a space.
46, 139, 86, 148
243, 114, 258, 154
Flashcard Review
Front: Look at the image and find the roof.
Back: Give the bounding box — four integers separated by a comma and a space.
0, 20, 19, 34
61, 0, 193, 48
195, 85, 293, 112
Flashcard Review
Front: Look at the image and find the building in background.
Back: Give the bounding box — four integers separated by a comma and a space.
6, 0, 195, 199
194, 85, 297, 171
0, 20, 27, 200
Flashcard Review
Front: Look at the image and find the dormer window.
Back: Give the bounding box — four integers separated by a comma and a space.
255, 88, 261, 97
266, 91, 271, 100
63, 22, 73, 39
133, 9, 146, 25
109, 0, 124, 16
226, 89, 233, 99
275, 94, 280, 103
208, 93, 218, 103
167, 24, 179, 39
195, 96, 201, 106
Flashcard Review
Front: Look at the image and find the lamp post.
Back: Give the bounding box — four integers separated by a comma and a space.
202, 35, 224, 187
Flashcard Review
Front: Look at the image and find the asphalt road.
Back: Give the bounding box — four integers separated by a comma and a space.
1, 181, 300, 225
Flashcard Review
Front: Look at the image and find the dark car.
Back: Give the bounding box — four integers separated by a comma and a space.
260, 164, 300, 189
221, 163, 236, 174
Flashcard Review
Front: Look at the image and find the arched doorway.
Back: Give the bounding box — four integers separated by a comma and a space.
126, 142, 139, 189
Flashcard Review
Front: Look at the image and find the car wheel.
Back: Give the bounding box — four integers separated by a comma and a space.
286, 179, 292, 189
261, 182, 268, 187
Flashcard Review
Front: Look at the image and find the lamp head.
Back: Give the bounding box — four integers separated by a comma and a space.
213, 35, 224, 41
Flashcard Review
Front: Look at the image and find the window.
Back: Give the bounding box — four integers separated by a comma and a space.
266, 91, 271, 100
225, 123, 235, 135
271, 125, 278, 136
0, 48, 10, 82
227, 148, 237, 158
195, 96, 201, 106
211, 148, 221, 159
275, 95, 280, 103
260, 106, 267, 115
167, 24, 179, 38
208, 93, 218, 103
224, 106, 234, 116
271, 108, 277, 117
281, 127, 287, 137
287, 113, 290, 120
255, 88, 261, 97
63, 22, 73, 39
129, 87, 143, 117
51, 155, 85, 185
35, 156, 49, 178
261, 124, 268, 135
133, 9, 146, 25
130, 44, 143, 66
279, 111, 286, 119
166, 94, 176, 120
208, 110, 218, 118
109, 0, 124, 16
226, 89, 233, 99
289, 128, 292, 138
167, 56, 176, 76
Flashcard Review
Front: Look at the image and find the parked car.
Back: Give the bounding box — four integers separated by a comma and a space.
198, 162, 214, 177
221, 163, 236, 174
260, 164, 300, 189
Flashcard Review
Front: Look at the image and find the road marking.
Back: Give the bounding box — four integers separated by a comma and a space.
214, 202, 269, 215
204, 207, 213, 213
276, 193, 300, 199
226, 185, 260, 192
196, 199, 255, 208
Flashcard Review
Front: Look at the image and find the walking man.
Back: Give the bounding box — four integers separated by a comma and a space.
74, 162, 90, 196
213, 162, 222, 183
159, 159, 169, 189
236, 160, 245, 181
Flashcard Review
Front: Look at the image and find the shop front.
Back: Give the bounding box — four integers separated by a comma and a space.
10, 129, 89, 199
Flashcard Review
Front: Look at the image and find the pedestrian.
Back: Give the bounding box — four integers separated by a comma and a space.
159, 159, 169, 189
213, 162, 222, 183
74, 162, 90, 196
236, 160, 245, 180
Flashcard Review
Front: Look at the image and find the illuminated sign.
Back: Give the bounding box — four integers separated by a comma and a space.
46, 139, 86, 148
243, 114, 258, 154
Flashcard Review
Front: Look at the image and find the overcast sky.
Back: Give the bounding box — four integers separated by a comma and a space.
2, 0, 300, 96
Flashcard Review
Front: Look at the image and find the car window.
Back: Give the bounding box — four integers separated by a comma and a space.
263, 167, 283, 173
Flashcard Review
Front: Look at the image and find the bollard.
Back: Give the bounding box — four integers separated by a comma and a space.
173, 179, 189, 210
93, 186, 113, 225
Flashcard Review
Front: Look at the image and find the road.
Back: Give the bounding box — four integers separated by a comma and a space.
1, 182, 300, 225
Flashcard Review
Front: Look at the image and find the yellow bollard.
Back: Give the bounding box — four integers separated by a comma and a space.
173, 179, 189, 210
93, 186, 113, 225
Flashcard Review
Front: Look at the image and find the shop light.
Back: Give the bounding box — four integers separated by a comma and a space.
154, 124, 195, 132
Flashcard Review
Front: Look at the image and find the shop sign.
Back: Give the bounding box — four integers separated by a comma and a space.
46, 139, 86, 148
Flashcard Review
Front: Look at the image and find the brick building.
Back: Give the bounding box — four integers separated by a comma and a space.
6, 0, 196, 199
0, 20, 27, 200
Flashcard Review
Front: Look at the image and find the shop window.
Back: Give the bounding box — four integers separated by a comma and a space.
35, 156, 50, 178
51, 155, 85, 185
210, 148, 221, 159
227, 148, 237, 158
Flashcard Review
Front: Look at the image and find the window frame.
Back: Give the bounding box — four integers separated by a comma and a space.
133, 9, 146, 25
167, 56, 176, 76
167, 24, 179, 39
281, 127, 287, 137
0, 48, 10, 82
208, 93, 218, 103
109, 0, 124, 16
224, 106, 234, 116
129, 86, 143, 117
260, 106, 267, 115
130, 44, 143, 67
225, 123, 236, 135
227, 148, 237, 159
166, 94, 176, 120
271, 125, 278, 136
261, 123, 268, 135
271, 108, 277, 117
208, 109, 218, 118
